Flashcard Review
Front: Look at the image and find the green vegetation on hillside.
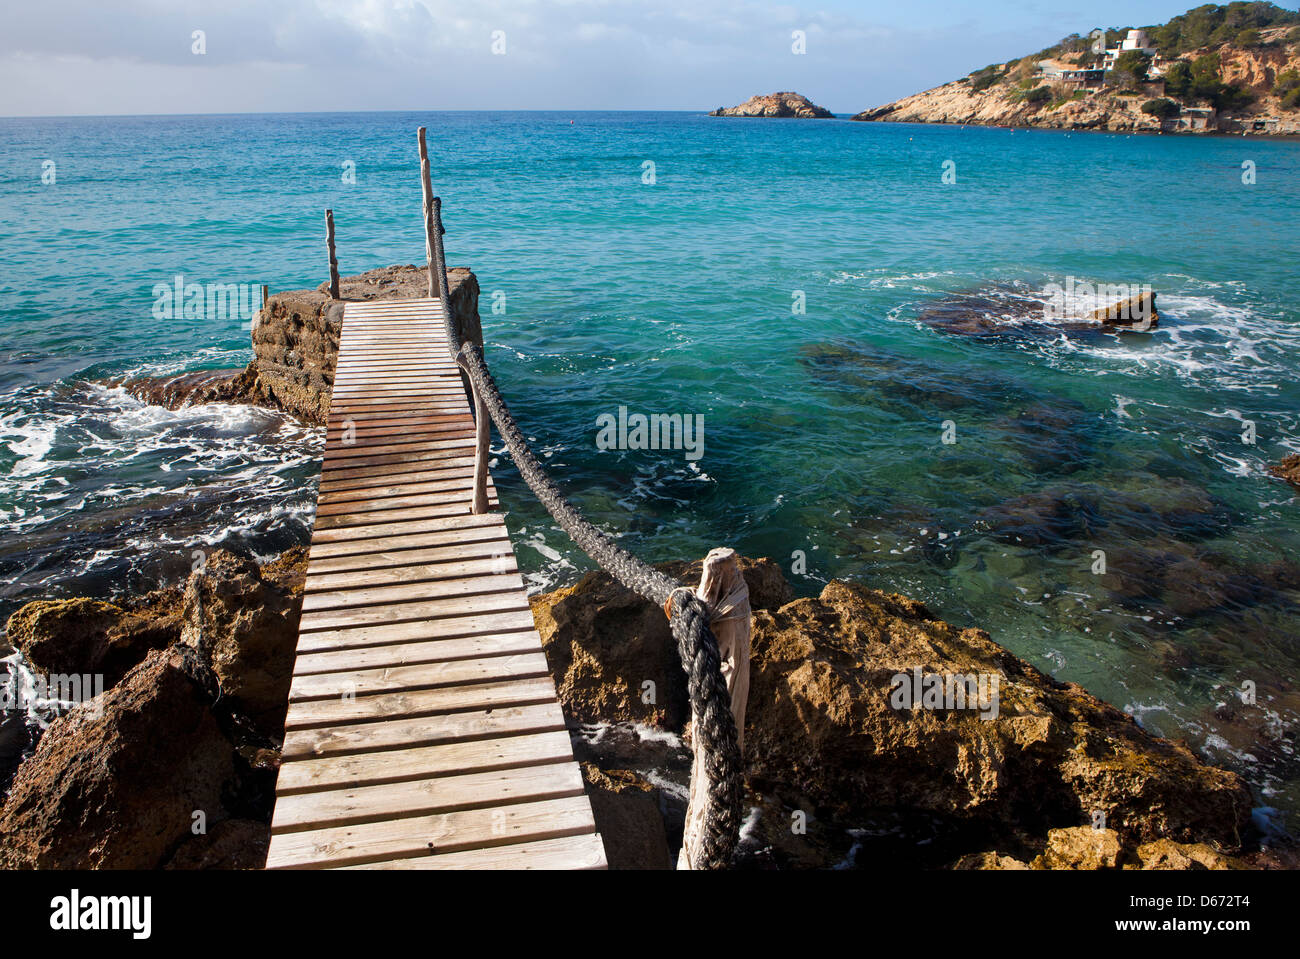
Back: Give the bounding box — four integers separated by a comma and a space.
1164, 52, 1256, 109
1151, 2, 1300, 56
1277, 68, 1300, 107
1142, 97, 1182, 117
1018, 3, 1299, 66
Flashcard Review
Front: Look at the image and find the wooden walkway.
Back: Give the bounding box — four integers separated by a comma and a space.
265, 297, 606, 870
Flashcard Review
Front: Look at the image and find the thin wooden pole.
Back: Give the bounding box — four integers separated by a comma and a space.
325, 209, 340, 299
417, 128, 437, 299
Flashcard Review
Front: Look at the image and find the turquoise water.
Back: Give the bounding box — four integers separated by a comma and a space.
2, 112, 1299, 821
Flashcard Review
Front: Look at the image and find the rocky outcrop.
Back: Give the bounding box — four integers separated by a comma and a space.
579, 764, 673, 870
852, 77, 1171, 132
710, 92, 834, 118
532, 558, 1261, 868
5, 588, 182, 688
0, 646, 235, 869
0, 547, 311, 869
1271, 453, 1300, 491
116, 264, 481, 425
179, 548, 306, 737
746, 580, 1251, 850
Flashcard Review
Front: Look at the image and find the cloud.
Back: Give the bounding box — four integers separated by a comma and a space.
0, 0, 1089, 116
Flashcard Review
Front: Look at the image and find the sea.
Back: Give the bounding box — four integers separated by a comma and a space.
1, 110, 1298, 823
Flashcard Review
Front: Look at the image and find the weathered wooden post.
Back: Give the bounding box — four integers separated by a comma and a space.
325, 209, 340, 299
678, 547, 751, 870
417, 127, 437, 299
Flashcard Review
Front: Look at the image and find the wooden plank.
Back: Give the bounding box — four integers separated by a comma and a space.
298, 571, 525, 616
276, 730, 577, 794
304, 553, 516, 592
280, 701, 567, 760
292, 629, 542, 675
288, 652, 550, 701
317, 467, 480, 496
293, 608, 539, 654
334, 833, 608, 870
265, 795, 598, 869
270, 761, 586, 833
335, 833, 605, 870
313, 500, 500, 530
309, 510, 504, 548
282, 675, 561, 730
315, 487, 482, 516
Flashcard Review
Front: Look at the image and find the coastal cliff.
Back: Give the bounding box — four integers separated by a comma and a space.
115, 264, 481, 425
710, 92, 834, 118
854, 18, 1300, 134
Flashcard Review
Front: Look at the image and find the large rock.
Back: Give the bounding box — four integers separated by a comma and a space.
0, 646, 235, 869
5, 588, 182, 688
710, 92, 834, 118
745, 581, 1253, 849
530, 556, 791, 729
116, 265, 481, 425
180, 548, 306, 736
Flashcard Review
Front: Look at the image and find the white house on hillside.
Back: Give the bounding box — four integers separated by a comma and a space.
1104, 28, 1165, 75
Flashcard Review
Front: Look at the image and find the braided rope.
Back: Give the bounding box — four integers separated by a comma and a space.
428, 198, 742, 868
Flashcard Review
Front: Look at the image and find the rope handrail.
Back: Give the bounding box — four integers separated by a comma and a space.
418, 133, 742, 869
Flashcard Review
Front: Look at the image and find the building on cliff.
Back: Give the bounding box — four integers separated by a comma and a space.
1103, 28, 1167, 76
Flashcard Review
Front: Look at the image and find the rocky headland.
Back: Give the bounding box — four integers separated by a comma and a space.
853, 19, 1300, 134
710, 92, 834, 118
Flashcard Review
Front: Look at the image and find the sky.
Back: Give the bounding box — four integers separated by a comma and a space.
0, 0, 1278, 117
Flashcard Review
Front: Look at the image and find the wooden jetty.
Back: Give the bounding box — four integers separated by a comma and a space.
264, 297, 606, 870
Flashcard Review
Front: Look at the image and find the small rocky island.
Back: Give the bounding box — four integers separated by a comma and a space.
710, 91, 834, 118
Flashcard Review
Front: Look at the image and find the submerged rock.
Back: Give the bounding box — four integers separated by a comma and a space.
917, 285, 1157, 338
978, 479, 1234, 549
710, 92, 834, 118
111, 368, 252, 409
